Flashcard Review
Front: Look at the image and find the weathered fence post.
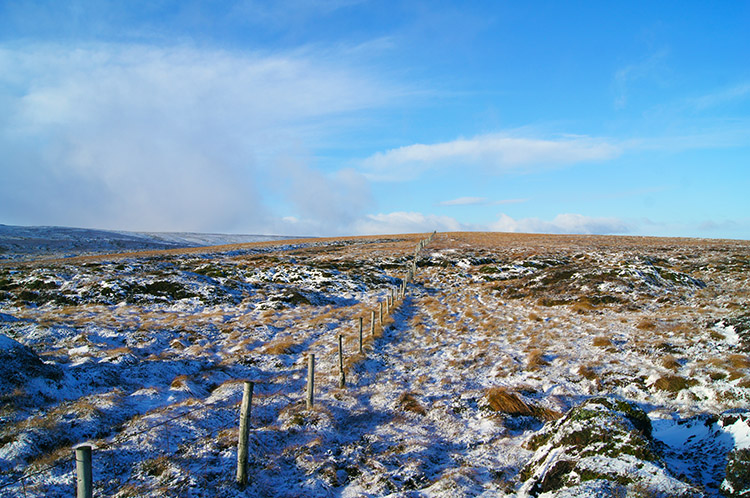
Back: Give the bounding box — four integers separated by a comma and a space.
359, 317, 364, 354
75, 444, 92, 498
379, 301, 384, 325
236, 380, 254, 486
306, 353, 315, 409
370, 310, 376, 336
338, 335, 346, 388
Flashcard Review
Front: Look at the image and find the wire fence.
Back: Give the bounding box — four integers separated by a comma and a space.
0, 232, 437, 497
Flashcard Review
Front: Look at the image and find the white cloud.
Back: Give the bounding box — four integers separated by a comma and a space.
362, 133, 621, 181
0, 42, 397, 233
439, 197, 487, 206
490, 213, 630, 235
354, 212, 468, 235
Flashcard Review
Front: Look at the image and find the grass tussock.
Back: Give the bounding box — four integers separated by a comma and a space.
661, 355, 681, 371
653, 375, 698, 393
397, 392, 427, 416
526, 349, 548, 370
485, 387, 560, 421
636, 319, 657, 331
577, 365, 598, 380
261, 337, 300, 355
728, 354, 750, 369
592, 336, 612, 348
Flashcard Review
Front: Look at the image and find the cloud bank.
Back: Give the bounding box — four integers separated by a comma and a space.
362, 133, 621, 181
0, 42, 393, 233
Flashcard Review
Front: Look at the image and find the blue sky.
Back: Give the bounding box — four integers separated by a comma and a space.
1, 1, 749, 238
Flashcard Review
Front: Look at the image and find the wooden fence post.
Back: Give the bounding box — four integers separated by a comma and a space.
338, 335, 346, 388
236, 381, 254, 486
75, 444, 92, 498
370, 310, 376, 336
379, 301, 384, 325
359, 317, 364, 354
306, 354, 315, 409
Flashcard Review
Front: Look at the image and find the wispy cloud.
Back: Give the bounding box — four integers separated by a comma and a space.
613, 49, 670, 110
439, 197, 487, 206
491, 213, 630, 235
439, 197, 528, 206
0, 42, 399, 233
689, 82, 750, 110
362, 133, 621, 181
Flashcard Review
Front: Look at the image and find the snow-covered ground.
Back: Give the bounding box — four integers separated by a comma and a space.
1, 232, 749, 497
0, 224, 298, 261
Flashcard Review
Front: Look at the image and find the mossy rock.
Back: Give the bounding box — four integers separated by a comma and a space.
722, 448, 750, 497
520, 397, 698, 496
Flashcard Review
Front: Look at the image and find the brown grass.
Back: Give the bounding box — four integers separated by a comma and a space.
485, 387, 560, 421
653, 375, 697, 392
397, 392, 427, 416
728, 354, 750, 369
526, 349, 548, 370
636, 319, 657, 331
577, 365, 598, 380
592, 336, 612, 347
661, 355, 681, 371
260, 337, 300, 355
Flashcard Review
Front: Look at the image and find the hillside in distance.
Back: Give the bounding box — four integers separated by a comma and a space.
0, 224, 299, 261
1, 232, 749, 497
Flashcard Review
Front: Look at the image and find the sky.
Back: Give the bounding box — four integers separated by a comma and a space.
1, 1, 749, 239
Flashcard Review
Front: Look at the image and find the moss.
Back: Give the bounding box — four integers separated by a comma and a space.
722, 448, 750, 497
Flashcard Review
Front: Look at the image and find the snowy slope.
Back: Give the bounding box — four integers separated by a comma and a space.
0, 224, 299, 261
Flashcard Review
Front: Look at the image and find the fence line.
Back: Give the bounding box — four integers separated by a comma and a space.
1, 232, 439, 496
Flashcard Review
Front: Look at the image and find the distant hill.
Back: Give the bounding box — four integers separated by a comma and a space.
0, 224, 301, 261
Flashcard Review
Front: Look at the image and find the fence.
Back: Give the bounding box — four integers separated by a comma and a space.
0, 232, 438, 497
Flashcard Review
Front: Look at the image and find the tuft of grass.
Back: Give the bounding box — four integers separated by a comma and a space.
592, 336, 612, 348
398, 392, 427, 416
526, 349, 548, 370
577, 365, 598, 380
653, 375, 698, 392
636, 319, 657, 331
661, 355, 681, 371
261, 337, 300, 355
485, 387, 560, 421
728, 354, 750, 369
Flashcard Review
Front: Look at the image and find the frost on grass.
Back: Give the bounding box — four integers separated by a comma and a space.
0, 232, 749, 496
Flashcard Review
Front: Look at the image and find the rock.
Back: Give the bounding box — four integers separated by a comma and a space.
519, 396, 699, 497
0, 333, 62, 389
720, 412, 750, 497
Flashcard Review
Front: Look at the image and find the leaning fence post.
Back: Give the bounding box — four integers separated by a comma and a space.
236, 381, 254, 486
75, 444, 93, 498
306, 353, 315, 409
338, 335, 346, 388
359, 317, 364, 354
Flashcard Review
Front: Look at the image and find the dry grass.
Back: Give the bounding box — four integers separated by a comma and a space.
592, 336, 612, 348
661, 355, 681, 371
485, 387, 560, 421
526, 349, 548, 370
653, 375, 698, 393
260, 337, 300, 355
397, 392, 427, 416
636, 319, 657, 331
578, 365, 598, 380
728, 354, 750, 369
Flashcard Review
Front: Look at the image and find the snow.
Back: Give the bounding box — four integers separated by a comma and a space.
0, 231, 749, 496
